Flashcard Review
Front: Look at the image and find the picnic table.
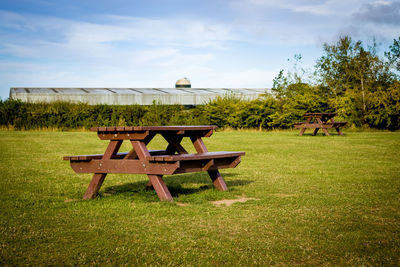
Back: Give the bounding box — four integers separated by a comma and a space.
293, 112, 347, 136
64, 126, 245, 201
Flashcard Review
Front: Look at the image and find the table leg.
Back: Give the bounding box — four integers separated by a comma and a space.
146, 135, 190, 191
299, 117, 312, 136
131, 140, 174, 201
330, 117, 344, 135
148, 175, 173, 201
312, 128, 319, 136
83, 173, 107, 199
190, 136, 228, 191
317, 118, 330, 136
126, 135, 155, 187
321, 128, 330, 136
83, 140, 122, 199
145, 134, 189, 189
208, 170, 228, 191
125, 133, 155, 160
162, 134, 188, 155
336, 127, 344, 135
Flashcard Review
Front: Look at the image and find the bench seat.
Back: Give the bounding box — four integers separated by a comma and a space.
63, 150, 166, 161
332, 121, 347, 126
65, 151, 244, 175
294, 121, 347, 127
147, 151, 245, 162
320, 121, 347, 127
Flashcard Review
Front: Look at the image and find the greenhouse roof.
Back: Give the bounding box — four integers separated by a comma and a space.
10, 87, 268, 105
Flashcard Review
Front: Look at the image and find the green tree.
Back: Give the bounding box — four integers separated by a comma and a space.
316, 36, 394, 126
385, 37, 400, 72
239, 95, 277, 130
270, 82, 329, 128
366, 81, 400, 130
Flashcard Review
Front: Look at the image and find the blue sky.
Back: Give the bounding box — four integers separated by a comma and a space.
1, 0, 399, 99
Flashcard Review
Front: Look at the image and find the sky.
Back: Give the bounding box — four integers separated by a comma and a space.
0, 0, 399, 99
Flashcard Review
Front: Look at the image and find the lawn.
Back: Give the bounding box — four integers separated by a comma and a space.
0, 130, 399, 266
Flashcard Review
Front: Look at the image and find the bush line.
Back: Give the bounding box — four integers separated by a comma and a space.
1, 92, 399, 131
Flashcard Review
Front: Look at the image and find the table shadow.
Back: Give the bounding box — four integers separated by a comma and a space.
103, 172, 253, 198
300, 133, 343, 136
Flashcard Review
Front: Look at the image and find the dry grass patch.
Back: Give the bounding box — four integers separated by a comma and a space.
211, 197, 260, 207
175, 202, 190, 207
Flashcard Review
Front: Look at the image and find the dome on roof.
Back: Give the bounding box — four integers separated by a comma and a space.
175, 77, 191, 88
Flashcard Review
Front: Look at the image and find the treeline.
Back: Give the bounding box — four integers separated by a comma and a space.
1, 36, 399, 130
1, 88, 398, 130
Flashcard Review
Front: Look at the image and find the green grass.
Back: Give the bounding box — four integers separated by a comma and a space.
1, 130, 399, 266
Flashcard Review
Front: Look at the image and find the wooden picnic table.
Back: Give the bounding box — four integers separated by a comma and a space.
64, 126, 245, 201
293, 112, 347, 136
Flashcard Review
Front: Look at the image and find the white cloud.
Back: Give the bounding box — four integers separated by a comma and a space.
131, 48, 179, 64
0, 9, 243, 95
230, 0, 400, 47
0, 10, 242, 98
238, 0, 364, 15
0, 59, 276, 91
354, 1, 400, 25
0, 10, 238, 60
195, 69, 277, 88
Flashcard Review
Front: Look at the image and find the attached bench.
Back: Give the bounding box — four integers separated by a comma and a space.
64, 126, 245, 201
147, 151, 244, 162
63, 150, 167, 161
332, 121, 347, 126
65, 151, 244, 175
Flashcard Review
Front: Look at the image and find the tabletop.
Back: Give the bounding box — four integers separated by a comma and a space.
90, 125, 219, 140
90, 125, 218, 132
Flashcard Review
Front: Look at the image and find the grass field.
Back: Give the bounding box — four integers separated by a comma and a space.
0, 130, 399, 266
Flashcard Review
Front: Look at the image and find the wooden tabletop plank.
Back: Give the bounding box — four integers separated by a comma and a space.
63, 150, 168, 161
133, 125, 218, 131
91, 125, 218, 132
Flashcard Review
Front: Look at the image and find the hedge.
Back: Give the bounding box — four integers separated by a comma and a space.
1, 89, 399, 130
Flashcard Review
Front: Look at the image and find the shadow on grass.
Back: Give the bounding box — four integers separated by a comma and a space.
296, 132, 343, 136
103, 172, 253, 199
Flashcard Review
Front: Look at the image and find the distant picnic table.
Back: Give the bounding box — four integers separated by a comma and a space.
293, 113, 347, 136
64, 126, 245, 202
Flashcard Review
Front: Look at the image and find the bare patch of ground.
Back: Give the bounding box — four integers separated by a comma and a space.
176, 202, 190, 207
211, 197, 260, 207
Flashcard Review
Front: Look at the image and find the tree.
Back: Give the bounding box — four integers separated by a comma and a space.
315, 36, 393, 126
366, 81, 400, 130
385, 37, 400, 72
